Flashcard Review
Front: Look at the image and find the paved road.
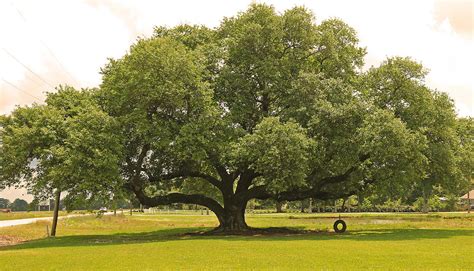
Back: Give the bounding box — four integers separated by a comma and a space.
0, 217, 54, 228
0, 213, 111, 228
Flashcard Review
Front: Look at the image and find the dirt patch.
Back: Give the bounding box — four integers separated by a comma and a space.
0, 235, 24, 247
180, 227, 338, 237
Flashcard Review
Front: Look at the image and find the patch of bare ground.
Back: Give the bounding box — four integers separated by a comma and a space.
0, 235, 24, 247
181, 227, 336, 237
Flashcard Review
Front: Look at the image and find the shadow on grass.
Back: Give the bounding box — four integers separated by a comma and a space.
2, 227, 472, 251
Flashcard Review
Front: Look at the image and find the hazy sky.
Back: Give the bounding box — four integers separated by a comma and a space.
0, 0, 473, 201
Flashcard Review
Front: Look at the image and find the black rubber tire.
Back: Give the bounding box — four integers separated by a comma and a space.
333, 219, 347, 233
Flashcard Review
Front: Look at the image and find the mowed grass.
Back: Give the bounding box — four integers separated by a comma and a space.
0, 212, 473, 270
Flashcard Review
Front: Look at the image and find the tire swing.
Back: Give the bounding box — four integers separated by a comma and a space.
333, 200, 347, 233
333, 218, 347, 233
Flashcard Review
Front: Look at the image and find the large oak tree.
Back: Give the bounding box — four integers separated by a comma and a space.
98, 5, 429, 231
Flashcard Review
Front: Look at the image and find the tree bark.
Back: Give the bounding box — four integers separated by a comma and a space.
132, 183, 254, 232
215, 203, 249, 232
422, 196, 429, 213
50, 190, 61, 237
276, 201, 283, 213
357, 193, 363, 212
421, 183, 431, 213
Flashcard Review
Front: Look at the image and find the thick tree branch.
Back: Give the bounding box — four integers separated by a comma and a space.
235, 169, 260, 194
130, 143, 150, 184
132, 188, 224, 217
208, 153, 231, 180
244, 184, 356, 202
149, 170, 223, 191
239, 153, 371, 202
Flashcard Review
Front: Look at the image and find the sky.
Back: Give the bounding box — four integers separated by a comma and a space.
0, 0, 473, 201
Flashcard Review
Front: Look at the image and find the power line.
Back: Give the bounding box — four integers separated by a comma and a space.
12, 4, 80, 86
1, 77, 43, 102
23, 71, 47, 88
2, 48, 55, 89
41, 43, 79, 86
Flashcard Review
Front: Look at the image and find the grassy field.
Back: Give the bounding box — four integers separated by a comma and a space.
0, 212, 472, 270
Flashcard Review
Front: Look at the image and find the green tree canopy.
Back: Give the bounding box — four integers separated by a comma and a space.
9, 198, 28, 211
361, 57, 470, 210
0, 86, 123, 234
454, 117, 474, 193
96, 4, 443, 231
0, 198, 10, 209
1, 86, 122, 199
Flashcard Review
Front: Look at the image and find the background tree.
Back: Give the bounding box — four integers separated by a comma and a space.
9, 198, 28, 211
0, 86, 122, 235
361, 57, 468, 212
0, 198, 10, 209
455, 117, 474, 198
98, 4, 429, 232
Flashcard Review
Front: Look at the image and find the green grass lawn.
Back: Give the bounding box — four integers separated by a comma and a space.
0, 212, 473, 270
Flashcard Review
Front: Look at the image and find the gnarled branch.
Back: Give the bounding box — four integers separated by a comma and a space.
148, 170, 222, 191
132, 188, 224, 217
238, 154, 370, 202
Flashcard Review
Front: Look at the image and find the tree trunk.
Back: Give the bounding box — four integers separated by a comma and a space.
50, 190, 61, 237
131, 179, 253, 233
112, 197, 117, 216
216, 203, 249, 232
341, 198, 347, 212
422, 196, 429, 213
276, 201, 283, 213
357, 193, 363, 212
422, 185, 430, 213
